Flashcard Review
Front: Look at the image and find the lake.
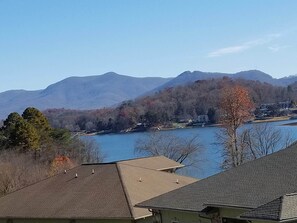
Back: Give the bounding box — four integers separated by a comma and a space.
89, 120, 297, 178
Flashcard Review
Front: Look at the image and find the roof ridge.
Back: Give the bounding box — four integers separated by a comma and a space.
82, 155, 169, 166
284, 192, 297, 196
115, 163, 135, 219
117, 163, 198, 181
120, 162, 183, 171
82, 162, 117, 165
240, 195, 284, 220
279, 195, 284, 221
117, 155, 165, 163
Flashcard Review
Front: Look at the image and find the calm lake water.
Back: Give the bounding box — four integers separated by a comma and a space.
89, 120, 297, 178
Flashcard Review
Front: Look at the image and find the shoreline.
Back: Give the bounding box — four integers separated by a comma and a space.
78, 116, 296, 136
252, 116, 291, 123
283, 121, 297, 126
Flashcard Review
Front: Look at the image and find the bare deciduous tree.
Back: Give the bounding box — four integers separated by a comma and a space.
135, 132, 203, 169
0, 150, 48, 195
218, 123, 294, 169
217, 128, 250, 169
0, 137, 106, 195
242, 123, 293, 160
78, 137, 105, 163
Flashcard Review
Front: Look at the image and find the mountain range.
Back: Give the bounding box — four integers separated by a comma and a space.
156, 70, 297, 90
0, 73, 170, 119
0, 70, 296, 119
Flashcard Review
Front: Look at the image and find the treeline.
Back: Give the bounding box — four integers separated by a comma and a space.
44, 77, 297, 133
0, 107, 103, 195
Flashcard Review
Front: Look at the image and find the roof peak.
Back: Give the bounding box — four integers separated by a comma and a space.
82, 156, 184, 172
82, 155, 166, 165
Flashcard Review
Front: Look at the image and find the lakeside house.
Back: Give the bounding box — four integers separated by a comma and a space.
256, 101, 296, 118
0, 156, 197, 223
136, 142, 297, 223
196, 115, 209, 123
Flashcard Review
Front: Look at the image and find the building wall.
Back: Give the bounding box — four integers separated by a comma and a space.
220, 208, 277, 223
250, 221, 276, 223
160, 210, 211, 223
220, 208, 246, 218
0, 210, 279, 223
155, 208, 279, 223
137, 216, 154, 223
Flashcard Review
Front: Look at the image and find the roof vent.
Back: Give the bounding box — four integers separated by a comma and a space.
64, 170, 67, 174
139, 177, 142, 182
92, 169, 95, 174
176, 179, 179, 184
75, 173, 78, 178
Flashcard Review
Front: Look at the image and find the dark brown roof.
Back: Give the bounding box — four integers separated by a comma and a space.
137, 142, 297, 213
0, 156, 197, 220
0, 164, 132, 219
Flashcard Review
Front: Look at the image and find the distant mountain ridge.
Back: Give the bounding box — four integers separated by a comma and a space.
0, 72, 171, 119
0, 70, 297, 119
154, 70, 297, 91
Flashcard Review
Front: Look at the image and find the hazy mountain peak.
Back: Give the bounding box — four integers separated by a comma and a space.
234, 70, 274, 83
235, 69, 272, 76
282, 74, 297, 79
102, 71, 120, 76
0, 73, 171, 119
179, 71, 192, 76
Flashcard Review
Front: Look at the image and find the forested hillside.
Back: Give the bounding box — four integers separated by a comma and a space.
44, 77, 297, 133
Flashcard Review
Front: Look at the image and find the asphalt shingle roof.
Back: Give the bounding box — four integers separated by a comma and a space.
117, 162, 196, 219
0, 156, 197, 220
0, 164, 132, 219
137, 142, 297, 213
118, 155, 184, 171
241, 193, 297, 222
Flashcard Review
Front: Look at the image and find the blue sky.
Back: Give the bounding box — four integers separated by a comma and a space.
0, 0, 297, 92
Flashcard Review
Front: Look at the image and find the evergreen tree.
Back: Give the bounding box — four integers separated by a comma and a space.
22, 107, 52, 144
22, 107, 51, 133
1, 111, 41, 151
1, 112, 23, 147
12, 119, 40, 152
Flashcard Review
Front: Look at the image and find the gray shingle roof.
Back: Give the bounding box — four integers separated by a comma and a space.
137, 142, 297, 213
0, 156, 196, 220
241, 193, 297, 222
